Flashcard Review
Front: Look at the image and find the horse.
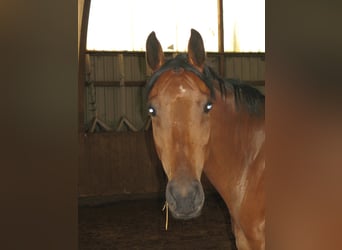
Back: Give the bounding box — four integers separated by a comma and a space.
145, 29, 265, 250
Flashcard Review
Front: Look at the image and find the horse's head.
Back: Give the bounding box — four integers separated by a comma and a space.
146, 29, 213, 219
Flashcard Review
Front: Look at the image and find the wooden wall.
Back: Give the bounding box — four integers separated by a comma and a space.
79, 51, 265, 201
78, 130, 165, 198
83, 52, 264, 132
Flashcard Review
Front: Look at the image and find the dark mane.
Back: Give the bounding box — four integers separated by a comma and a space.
204, 66, 265, 115
146, 54, 264, 115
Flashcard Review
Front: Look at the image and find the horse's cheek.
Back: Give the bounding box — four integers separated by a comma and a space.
200, 117, 211, 145
151, 120, 163, 155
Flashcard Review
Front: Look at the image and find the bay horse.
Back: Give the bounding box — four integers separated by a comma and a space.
145, 29, 265, 250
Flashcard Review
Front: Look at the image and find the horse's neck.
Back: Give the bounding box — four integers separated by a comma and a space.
204, 97, 265, 206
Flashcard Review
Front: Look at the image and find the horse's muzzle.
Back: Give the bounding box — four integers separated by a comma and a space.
165, 178, 205, 220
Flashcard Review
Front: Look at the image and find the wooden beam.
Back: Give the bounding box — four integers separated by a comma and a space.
218, 0, 224, 54
91, 81, 146, 87
245, 80, 265, 86
217, 0, 225, 76
86, 50, 265, 60
78, 0, 91, 134
89, 80, 264, 87
78, 0, 92, 192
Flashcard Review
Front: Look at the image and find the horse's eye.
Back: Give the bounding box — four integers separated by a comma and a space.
204, 102, 213, 113
148, 106, 157, 117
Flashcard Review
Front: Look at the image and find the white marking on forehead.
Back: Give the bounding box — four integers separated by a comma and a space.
179, 84, 186, 93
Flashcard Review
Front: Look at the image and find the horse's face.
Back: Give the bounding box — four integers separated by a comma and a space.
146, 30, 211, 219
148, 70, 211, 219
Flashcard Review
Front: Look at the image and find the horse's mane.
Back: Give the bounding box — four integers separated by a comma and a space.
146, 54, 265, 116
204, 66, 265, 115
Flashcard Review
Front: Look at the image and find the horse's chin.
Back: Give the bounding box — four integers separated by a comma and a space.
170, 207, 202, 220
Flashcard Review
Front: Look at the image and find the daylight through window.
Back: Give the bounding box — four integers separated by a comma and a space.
86, 0, 264, 52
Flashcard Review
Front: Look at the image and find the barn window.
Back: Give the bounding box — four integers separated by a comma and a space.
223, 0, 265, 52
86, 0, 264, 52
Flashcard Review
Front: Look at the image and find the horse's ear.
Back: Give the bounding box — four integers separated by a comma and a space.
188, 29, 206, 72
146, 31, 165, 72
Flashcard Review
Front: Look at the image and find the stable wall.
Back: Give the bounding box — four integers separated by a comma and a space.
79, 52, 265, 200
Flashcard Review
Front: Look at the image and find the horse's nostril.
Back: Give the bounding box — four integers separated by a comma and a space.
193, 183, 204, 208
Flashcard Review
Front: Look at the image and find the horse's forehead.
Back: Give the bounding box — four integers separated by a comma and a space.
149, 70, 210, 100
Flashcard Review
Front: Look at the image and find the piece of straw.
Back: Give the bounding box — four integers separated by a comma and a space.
162, 201, 169, 230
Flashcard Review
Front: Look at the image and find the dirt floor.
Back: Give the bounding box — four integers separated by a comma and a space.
79, 194, 237, 250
